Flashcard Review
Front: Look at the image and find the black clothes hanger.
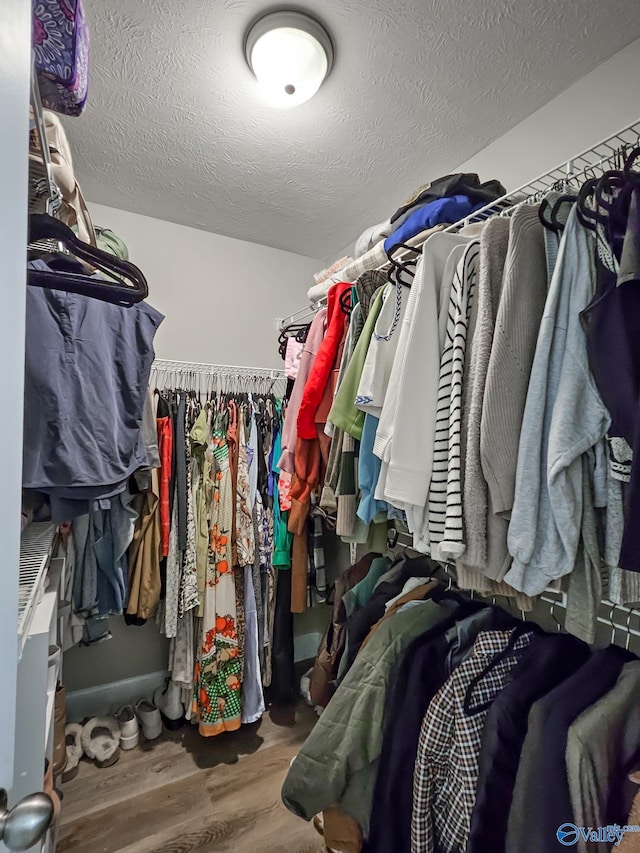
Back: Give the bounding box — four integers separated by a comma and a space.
339, 288, 352, 316
623, 146, 640, 185
538, 196, 556, 232
28, 213, 149, 306
386, 242, 420, 283
549, 194, 578, 233
278, 322, 311, 359
576, 177, 601, 231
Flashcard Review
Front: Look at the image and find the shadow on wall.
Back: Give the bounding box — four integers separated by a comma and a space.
64, 617, 170, 693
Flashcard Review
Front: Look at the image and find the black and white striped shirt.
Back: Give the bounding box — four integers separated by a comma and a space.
428, 241, 479, 560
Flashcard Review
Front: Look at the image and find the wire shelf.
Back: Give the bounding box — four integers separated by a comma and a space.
280, 118, 640, 327
390, 530, 640, 644
443, 118, 640, 231
18, 522, 57, 655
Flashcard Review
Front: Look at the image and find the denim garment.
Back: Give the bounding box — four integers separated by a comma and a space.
73, 490, 137, 616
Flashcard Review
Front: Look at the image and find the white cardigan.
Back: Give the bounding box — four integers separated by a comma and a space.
373, 231, 476, 532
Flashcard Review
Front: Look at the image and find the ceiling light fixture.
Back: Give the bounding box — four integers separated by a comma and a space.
244, 10, 334, 109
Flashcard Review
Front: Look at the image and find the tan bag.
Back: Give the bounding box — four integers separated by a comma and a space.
29, 108, 96, 245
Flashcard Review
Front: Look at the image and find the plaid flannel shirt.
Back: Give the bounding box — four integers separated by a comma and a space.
411, 629, 534, 853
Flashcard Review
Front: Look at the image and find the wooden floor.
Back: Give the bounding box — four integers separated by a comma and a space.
58, 704, 324, 853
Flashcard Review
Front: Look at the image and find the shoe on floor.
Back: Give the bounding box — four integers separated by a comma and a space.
113, 705, 139, 750
135, 699, 162, 741
62, 723, 83, 782
81, 717, 121, 768
153, 680, 185, 731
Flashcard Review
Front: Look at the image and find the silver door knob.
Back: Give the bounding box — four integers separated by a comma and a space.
0, 789, 53, 851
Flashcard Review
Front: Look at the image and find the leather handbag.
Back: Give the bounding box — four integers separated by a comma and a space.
32, 0, 90, 116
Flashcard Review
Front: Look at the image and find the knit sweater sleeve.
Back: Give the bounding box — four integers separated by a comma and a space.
506, 211, 609, 595
461, 218, 511, 570
480, 207, 548, 518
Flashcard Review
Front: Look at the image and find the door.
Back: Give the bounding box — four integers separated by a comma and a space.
0, 0, 49, 850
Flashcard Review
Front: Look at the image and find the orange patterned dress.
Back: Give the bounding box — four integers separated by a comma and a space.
193, 415, 242, 736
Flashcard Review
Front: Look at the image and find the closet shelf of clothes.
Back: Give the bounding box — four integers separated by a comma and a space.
276, 115, 640, 853
277, 116, 640, 648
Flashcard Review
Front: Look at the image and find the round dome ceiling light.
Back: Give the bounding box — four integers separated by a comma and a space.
244, 10, 334, 108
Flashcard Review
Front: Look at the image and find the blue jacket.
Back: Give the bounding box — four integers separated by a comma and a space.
384, 195, 484, 253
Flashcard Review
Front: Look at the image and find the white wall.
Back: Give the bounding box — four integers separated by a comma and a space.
456, 38, 640, 192
331, 38, 640, 262
89, 203, 323, 368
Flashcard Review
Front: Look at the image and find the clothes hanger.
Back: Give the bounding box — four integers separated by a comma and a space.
339, 288, 352, 316
576, 177, 601, 231
538, 195, 557, 232
623, 145, 640, 185
385, 243, 419, 282
549, 194, 578, 233
28, 213, 149, 306
278, 322, 311, 359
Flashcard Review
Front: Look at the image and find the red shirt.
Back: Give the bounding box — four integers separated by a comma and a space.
296, 282, 351, 440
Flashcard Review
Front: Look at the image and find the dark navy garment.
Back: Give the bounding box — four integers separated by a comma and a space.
580, 188, 640, 570
365, 601, 514, 853
468, 633, 590, 853
506, 646, 633, 853
24, 259, 163, 521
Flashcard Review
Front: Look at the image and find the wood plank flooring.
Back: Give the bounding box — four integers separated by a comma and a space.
58, 704, 324, 853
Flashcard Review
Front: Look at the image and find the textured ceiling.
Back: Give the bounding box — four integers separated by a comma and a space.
65, 0, 640, 260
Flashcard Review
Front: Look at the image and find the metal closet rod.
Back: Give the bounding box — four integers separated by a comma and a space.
392, 530, 640, 641
540, 594, 640, 640
151, 358, 284, 379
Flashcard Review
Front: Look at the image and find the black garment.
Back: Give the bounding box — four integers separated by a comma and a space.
365, 600, 513, 853
256, 423, 269, 507
390, 173, 506, 224
268, 569, 296, 706
342, 555, 438, 675
468, 633, 590, 853
506, 645, 633, 853
580, 186, 640, 570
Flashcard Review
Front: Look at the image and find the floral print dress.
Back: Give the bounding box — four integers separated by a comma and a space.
193, 414, 242, 736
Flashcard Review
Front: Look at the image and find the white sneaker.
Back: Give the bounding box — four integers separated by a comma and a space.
113, 705, 139, 750
135, 698, 162, 741
153, 680, 185, 730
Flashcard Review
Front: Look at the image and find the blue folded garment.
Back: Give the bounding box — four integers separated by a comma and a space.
384, 194, 485, 253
